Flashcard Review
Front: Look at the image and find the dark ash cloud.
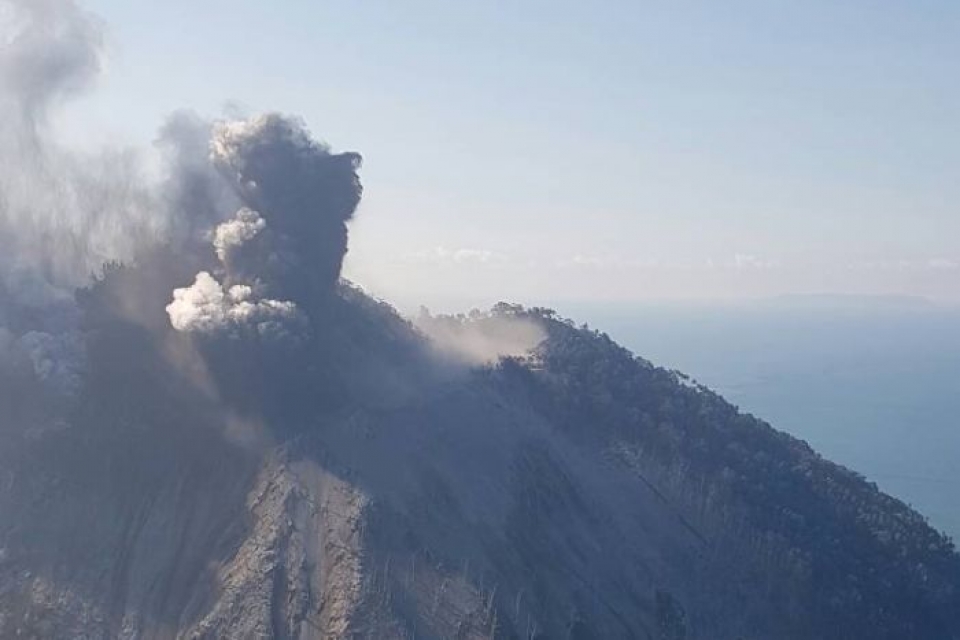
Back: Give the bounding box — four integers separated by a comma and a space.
167, 114, 364, 340
210, 114, 363, 304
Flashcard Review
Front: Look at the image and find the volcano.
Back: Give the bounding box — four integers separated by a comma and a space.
0, 114, 958, 639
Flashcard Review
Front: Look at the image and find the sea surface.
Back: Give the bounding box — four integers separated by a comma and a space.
566, 298, 960, 542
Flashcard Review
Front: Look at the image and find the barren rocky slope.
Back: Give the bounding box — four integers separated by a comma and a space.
1, 284, 958, 639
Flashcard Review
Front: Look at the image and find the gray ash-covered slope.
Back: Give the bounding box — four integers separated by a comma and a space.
1, 281, 959, 639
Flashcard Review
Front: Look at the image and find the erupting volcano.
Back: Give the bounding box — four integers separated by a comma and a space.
1, 1, 958, 639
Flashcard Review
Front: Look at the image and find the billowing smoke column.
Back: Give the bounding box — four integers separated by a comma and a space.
2, 0, 524, 415
166, 115, 363, 338
211, 114, 363, 301
0, 0, 365, 396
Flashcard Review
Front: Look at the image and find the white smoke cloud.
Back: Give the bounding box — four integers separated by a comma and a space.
213, 207, 265, 263
415, 309, 545, 367
403, 246, 510, 266
734, 253, 779, 270
167, 271, 301, 338
167, 201, 304, 339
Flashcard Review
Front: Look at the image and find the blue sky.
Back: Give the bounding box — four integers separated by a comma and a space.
66, 0, 959, 309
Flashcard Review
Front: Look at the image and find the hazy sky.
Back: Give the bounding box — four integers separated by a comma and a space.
64, 0, 959, 310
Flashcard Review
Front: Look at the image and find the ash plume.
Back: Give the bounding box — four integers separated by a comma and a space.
167, 114, 363, 339
155, 110, 241, 250
0, 0, 510, 415
0, 0, 367, 400
210, 114, 362, 302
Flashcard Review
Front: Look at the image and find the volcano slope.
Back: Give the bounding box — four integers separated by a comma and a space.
1, 285, 959, 639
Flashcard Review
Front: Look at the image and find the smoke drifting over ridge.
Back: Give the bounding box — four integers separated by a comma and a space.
415, 308, 547, 367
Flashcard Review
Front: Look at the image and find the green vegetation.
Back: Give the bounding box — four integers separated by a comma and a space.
470, 304, 960, 639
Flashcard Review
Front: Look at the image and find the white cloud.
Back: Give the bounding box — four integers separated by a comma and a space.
166, 271, 301, 338
733, 253, 779, 270
571, 254, 605, 267
402, 246, 508, 266
927, 258, 959, 271
848, 258, 960, 272
562, 254, 661, 270
212, 208, 265, 262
